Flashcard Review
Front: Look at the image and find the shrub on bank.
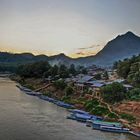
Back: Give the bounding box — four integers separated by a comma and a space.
120, 113, 136, 123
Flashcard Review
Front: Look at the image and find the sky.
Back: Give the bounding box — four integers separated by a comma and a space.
0, 0, 140, 58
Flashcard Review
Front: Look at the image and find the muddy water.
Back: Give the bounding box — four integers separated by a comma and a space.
0, 77, 139, 140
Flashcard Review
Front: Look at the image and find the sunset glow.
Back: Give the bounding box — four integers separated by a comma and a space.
0, 0, 140, 57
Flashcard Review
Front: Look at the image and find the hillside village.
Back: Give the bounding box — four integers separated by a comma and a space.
10, 59, 140, 133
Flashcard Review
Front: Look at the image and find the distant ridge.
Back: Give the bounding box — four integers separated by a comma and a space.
0, 31, 140, 68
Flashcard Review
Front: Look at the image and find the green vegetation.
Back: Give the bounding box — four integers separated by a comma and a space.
120, 113, 136, 123
17, 61, 81, 79
114, 54, 140, 87
91, 105, 110, 116
84, 99, 117, 117
61, 96, 71, 103
101, 82, 126, 104
84, 99, 100, 112
43, 91, 52, 97
17, 61, 51, 78
54, 79, 67, 90
113, 54, 140, 101
94, 73, 102, 80
107, 112, 119, 119
126, 88, 140, 100
65, 86, 74, 96
102, 71, 109, 80
0, 62, 19, 72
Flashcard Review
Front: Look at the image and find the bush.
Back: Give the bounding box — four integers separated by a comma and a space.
43, 91, 52, 97
101, 82, 126, 104
54, 80, 67, 90
84, 99, 99, 110
91, 105, 110, 116
120, 113, 136, 123
61, 96, 71, 103
126, 88, 140, 100
65, 86, 74, 96
107, 112, 119, 119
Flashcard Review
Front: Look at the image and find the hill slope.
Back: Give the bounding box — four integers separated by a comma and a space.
79, 31, 140, 66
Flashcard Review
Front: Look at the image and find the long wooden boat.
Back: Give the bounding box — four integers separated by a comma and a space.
67, 113, 92, 122
16, 85, 32, 92
39, 95, 57, 103
55, 101, 74, 109
129, 131, 140, 137
100, 126, 129, 133
69, 109, 89, 115
92, 120, 123, 130
24, 91, 42, 96
17, 85, 41, 96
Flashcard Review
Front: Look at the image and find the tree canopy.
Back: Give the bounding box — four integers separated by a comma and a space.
101, 82, 126, 104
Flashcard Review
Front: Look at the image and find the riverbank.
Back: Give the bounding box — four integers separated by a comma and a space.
10, 75, 140, 133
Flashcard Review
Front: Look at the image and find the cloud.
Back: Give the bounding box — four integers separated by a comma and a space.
78, 44, 101, 50
75, 50, 97, 57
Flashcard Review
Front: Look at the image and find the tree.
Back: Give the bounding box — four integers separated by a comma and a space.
94, 73, 101, 80
59, 64, 69, 78
50, 65, 58, 77
81, 68, 87, 74
101, 82, 126, 104
103, 71, 109, 80
113, 61, 118, 69
69, 64, 76, 76
117, 60, 131, 78
126, 88, 140, 100
65, 86, 74, 96
54, 79, 67, 90
17, 61, 51, 78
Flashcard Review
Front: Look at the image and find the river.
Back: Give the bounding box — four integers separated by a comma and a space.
0, 77, 139, 140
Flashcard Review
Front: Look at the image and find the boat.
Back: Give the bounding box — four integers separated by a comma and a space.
92, 120, 123, 130
129, 131, 140, 137
16, 85, 32, 92
67, 113, 92, 122
67, 113, 77, 120
17, 85, 42, 96
100, 125, 129, 133
69, 109, 89, 115
24, 91, 42, 96
74, 113, 92, 122
39, 95, 57, 103
55, 101, 74, 109
86, 116, 103, 127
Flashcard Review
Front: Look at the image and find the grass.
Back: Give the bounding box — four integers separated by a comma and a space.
120, 113, 136, 123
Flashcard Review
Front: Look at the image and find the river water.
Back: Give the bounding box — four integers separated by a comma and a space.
0, 77, 139, 140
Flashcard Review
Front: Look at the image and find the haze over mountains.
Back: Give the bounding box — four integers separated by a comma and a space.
0, 31, 140, 68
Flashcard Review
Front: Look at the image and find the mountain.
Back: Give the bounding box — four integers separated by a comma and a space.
78, 31, 140, 66
0, 52, 47, 63
0, 31, 140, 71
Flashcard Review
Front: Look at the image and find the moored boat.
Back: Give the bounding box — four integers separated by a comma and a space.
74, 113, 92, 122
100, 125, 129, 133
92, 120, 123, 130
129, 131, 140, 137
69, 109, 89, 115
67, 113, 92, 122
39, 95, 57, 103
17, 85, 41, 96
16, 85, 32, 92
86, 116, 103, 127
55, 101, 74, 109
24, 91, 42, 96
